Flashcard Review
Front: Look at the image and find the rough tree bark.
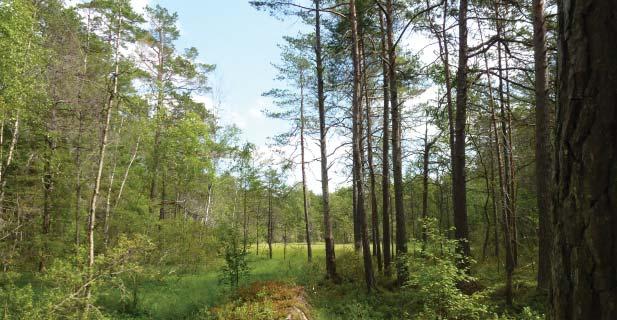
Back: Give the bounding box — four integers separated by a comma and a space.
453, 0, 471, 264
365, 62, 382, 272
350, 0, 374, 292
378, 9, 392, 276
386, 0, 408, 285
532, 0, 552, 291
550, 0, 617, 318
314, 0, 337, 281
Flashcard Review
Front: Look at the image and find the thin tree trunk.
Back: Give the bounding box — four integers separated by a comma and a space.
256, 198, 261, 255
204, 182, 213, 224
494, 3, 516, 278
74, 11, 91, 249
149, 27, 166, 216
40, 107, 57, 272
113, 137, 140, 212
0, 115, 19, 214
267, 185, 273, 259
159, 170, 167, 220
243, 186, 248, 253
386, 0, 408, 285
350, 0, 374, 292
532, 0, 552, 291
453, 0, 471, 266
84, 17, 122, 314
421, 122, 431, 247
74, 112, 84, 248
378, 9, 392, 277
299, 70, 313, 262
314, 0, 337, 282
431, 0, 455, 182
473, 3, 500, 262
353, 176, 361, 251
104, 118, 123, 247
365, 63, 382, 272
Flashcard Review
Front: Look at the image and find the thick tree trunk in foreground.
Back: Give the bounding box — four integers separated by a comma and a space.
532, 0, 552, 291
550, 0, 617, 318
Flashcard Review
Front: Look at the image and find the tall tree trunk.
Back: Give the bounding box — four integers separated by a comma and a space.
488, 3, 514, 300
532, 0, 551, 291
504, 56, 518, 266
350, 0, 374, 292
85, 17, 121, 313
494, 2, 516, 274
365, 65, 382, 272
386, 0, 408, 285
40, 107, 56, 272
379, 10, 392, 276
149, 27, 165, 216
267, 185, 273, 260
550, 0, 617, 318
473, 3, 500, 262
353, 175, 361, 251
432, 0, 455, 183
74, 112, 84, 248
73, 11, 91, 249
104, 119, 123, 247
314, 0, 337, 281
421, 122, 430, 247
299, 70, 313, 262
0, 115, 19, 219
453, 0, 471, 265
243, 186, 248, 253
256, 198, 261, 255
204, 182, 213, 224
113, 137, 139, 213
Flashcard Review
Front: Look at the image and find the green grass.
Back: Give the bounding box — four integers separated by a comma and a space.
97, 242, 545, 319
100, 242, 346, 319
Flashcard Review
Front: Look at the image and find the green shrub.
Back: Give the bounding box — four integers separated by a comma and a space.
403, 218, 490, 319
0, 272, 40, 319
218, 225, 250, 290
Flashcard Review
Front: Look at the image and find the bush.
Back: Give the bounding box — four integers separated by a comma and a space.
403, 218, 490, 319
0, 272, 40, 319
218, 225, 250, 290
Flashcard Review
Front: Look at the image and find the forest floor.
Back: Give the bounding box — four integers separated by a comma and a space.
94, 243, 546, 319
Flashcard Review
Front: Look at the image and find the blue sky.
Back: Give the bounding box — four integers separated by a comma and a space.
144, 1, 347, 192
154, 0, 307, 146
121, 0, 435, 192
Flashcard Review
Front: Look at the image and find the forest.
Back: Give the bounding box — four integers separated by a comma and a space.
0, 0, 615, 319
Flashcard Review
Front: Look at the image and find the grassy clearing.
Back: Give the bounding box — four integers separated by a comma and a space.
99, 243, 343, 319
98, 242, 544, 319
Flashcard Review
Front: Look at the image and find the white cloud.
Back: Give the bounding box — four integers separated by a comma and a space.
65, 0, 149, 14
131, 0, 149, 14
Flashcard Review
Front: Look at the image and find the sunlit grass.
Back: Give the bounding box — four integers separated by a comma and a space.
102, 242, 351, 319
